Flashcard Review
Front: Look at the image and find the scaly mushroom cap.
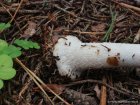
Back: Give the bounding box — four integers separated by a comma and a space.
53, 36, 140, 79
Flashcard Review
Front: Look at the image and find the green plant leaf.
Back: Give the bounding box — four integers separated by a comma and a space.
2, 46, 12, 55
0, 67, 16, 80
2, 45, 21, 58
0, 27, 4, 31
9, 51, 21, 58
15, 40, 29, 49
28, 41, 34, 48
0, 39, 8, 55
14, 39, 20, 45
33, 43, 40, 49
0, 79, 3, 89
9, 45, 21, 51
0, 23, 11, 31
4, 23, 11, 28
0, 23, 5, 27
0, 55, 13, 68
0, 39, 8, 50
14, 39, 40, 49
21, 41, 30, 49
14, 39, 24, 46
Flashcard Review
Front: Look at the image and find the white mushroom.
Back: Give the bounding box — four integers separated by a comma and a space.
53, 36, 140, 79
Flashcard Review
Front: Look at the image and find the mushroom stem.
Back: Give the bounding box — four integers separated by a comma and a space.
53, 36, 140, 79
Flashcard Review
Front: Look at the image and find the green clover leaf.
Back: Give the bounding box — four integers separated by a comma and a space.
0, 23, 11, 31
14, 39, 40, 50
4, 23, 11, 28
0, 55, 13, 68
0, 23, 5, 31
2, 45, 21, 58
14, 39, 20, 45
28, 40, 40, 49
14, 39, 29, 49
28, 40, 34, 48
2, 46, 12, 55
0, 67, 16, 80
0, 55, 16, 89
32, 42, 40, 49
0, 39, 8, 55
21, 40, 30, 50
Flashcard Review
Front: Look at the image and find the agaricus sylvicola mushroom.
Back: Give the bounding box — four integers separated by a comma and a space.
53, 36, 140, 79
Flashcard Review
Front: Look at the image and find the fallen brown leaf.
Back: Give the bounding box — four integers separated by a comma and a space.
94, 84, 101, 99
134, 29, 140, 43
33, 84, 66, 94
91, 24, 105, 32
47, 12, 56, 25
53, 26, 67, 42
20, 21, 37, 39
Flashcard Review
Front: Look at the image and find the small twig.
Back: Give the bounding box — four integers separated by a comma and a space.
9, 0, 23, 24
80, 0, 85, 14
27, 67, 70, 105
110, 0, 140, 17
19, 61, 42, 96
69, 18, 80, 30
69, 0, 85, 29
114, 83, 131, 93
64, 29, 107, 34
0, 3, 23, 34
22, 0, 59, 6
15, 58, 53, 105
12, 23, 28, 37
65, 79, 140, 97
126, 77, 140, 84
97, 0, 109, 7
120, 3, 140, 12
15, 58, 70, 105
100, 75, 107, 105
0, 2, 30, 21
64, 88, 97, 105
0, 7, 41, 14
54, 4, 103, 23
